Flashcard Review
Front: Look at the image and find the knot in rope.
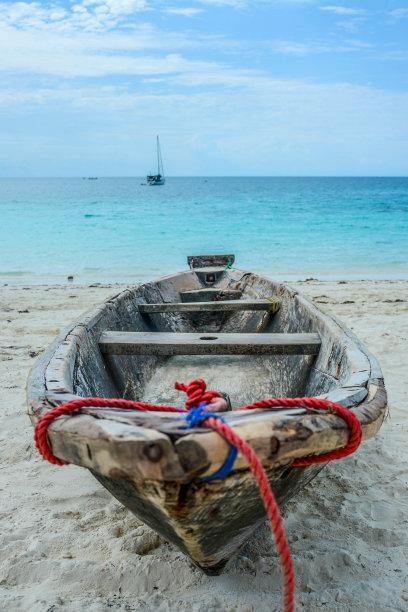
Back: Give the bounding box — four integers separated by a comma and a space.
175, 378, 222, 409
184, 402, 211, 429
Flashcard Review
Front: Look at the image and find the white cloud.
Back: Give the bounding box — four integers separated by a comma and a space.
0, 1, 246, 79
273, 41, 331, 55
194, 0, 249, 5
195, 0, 317, 5
389, 8, 408, 21
273, 39, 372, 55
0, 30, 225, 77
335, 17, 368, 33
0, 16, 239, 78
0, 0, 150, 33
320, 6, 365, 16
165, 8, 204, 17
345, 39, 372, 49
83, 0, 149, 14
1, 78, 407, 176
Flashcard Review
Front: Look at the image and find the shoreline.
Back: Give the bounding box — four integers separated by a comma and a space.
2, 271, 408, 286
0, 280, 407, 611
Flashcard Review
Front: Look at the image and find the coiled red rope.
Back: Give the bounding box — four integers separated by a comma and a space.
34, 378, 362, 612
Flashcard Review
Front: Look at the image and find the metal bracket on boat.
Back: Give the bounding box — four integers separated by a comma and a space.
218, 392, 232, 412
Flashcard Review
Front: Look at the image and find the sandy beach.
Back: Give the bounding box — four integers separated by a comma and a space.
0, 279, 407, 612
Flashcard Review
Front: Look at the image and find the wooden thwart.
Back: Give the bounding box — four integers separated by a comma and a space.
138, 299, 279, 314
99, 331, 321, 356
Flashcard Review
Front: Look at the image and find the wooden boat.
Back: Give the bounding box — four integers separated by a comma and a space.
27, 255, 387, 575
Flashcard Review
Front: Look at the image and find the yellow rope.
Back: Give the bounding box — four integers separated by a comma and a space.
266, 297, 278, 314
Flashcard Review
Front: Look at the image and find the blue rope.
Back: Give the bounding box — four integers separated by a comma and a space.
203, 445, 238, 481
184, 402, 238, 481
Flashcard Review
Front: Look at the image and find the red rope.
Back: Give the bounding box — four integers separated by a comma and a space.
34, 379, 363, 612
175, 378, 222, 409
203, 414, 295, 611
235, 396, 362, 465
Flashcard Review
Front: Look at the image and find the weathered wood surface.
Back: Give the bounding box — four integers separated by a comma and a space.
98, 331, 322, 356
48, 413, 186, 481
92, 460, 323, 574
138, 298, 279, 314
26, 260, 388, 574
180, 289, 242, 302
187, 254, 235, 268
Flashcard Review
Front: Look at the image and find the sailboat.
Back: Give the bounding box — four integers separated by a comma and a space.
147, 135, 165, 185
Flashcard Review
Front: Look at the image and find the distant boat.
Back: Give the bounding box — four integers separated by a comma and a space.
147, 136, 165, 185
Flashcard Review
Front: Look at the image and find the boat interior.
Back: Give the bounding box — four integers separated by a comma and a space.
67, 254, 370, 416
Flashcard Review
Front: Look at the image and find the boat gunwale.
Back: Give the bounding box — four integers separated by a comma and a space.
26, 269, 387, 482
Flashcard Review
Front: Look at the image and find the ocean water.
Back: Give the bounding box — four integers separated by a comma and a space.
0, 177, 407, 283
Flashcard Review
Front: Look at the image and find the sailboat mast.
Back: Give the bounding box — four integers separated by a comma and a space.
157, 135, 164, 176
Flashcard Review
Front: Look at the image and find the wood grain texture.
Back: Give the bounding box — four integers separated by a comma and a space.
138, 299, 279, 314
180, 289, 242, 302
92, 461, 325, 574
98, 331, 322, 356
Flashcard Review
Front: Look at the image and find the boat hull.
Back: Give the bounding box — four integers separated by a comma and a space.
148, 179, 165, 185
92, 462, 325, 574
27, 260, 387, 573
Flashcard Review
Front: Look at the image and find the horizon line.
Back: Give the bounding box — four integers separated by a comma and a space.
1, 175, 407, 179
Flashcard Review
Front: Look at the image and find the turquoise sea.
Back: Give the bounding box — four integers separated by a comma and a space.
1, 177, 407, 283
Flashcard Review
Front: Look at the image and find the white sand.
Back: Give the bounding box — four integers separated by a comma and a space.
0, 280, 407, 612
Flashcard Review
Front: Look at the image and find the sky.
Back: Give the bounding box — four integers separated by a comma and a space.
0, 0, 407, 176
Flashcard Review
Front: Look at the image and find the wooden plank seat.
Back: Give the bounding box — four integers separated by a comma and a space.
138, 299, 280, 314
99, 331, 321, 356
